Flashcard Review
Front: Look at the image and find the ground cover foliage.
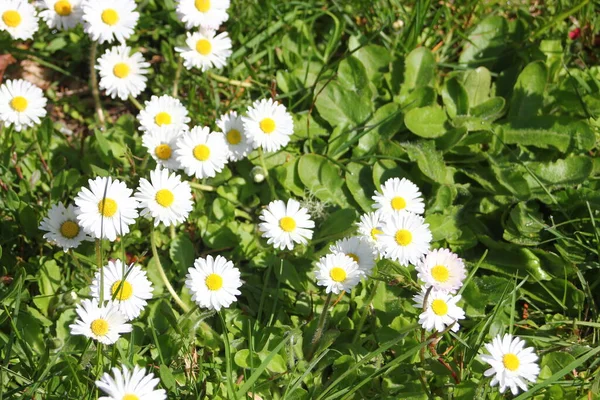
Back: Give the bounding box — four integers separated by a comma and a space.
1, 0, 600, 399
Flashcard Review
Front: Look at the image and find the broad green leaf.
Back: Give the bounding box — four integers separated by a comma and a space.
459, 16, 509, 68
315, 209, 357, 240
345, 162, 376, 212
354, 103, 403, 156
337, 56, 370, 94
461, 67, 492, 107
314, 81, 372, 126
353, 44, 391, 83
509, 61, 548, 119
297, 154, 347, 206
470, 97, 505, 120
525, 156, 593, 187
501, 118, 595, 153
404, 106, 448, 138
400, 47, 435, 97
372, 159, 408, 185
169, 234, 195, 274
479, 236, 552, 280
402, 141, 454, 184
442, 78, 469, 118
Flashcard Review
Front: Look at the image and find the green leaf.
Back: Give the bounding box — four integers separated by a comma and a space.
353, 44, 391, 83
470, 97, 505, 120
169, 234, 195, 274
337, 56, 370, 93
315, 209, 357, 240
459, 16, 509, 68
525, 156, 593, 187
442, 78, 469, 118
297, 154, 347, 206
509, 61, 548, 119
400, 47, 435, 97
159, 364, 178, 392
354, 103, 403, 156
402, 141, 453, 184
501, 118, 595, 153
345, 162, 376, 212
461, 67, 492, 107
314, 81, 372, 126
404, 106, 448, 138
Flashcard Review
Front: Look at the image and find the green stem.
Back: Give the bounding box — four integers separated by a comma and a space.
189, 181, 216, 192
128, 95, 143, 110
95, 239, 104, 303
170, 224, 176, 240
352, 281, 381, 344
257, 148, 275, 198
307, 292, 333, 360
208, 71, 252, 88
89, 42, 105, 128
219, 310, 238, 399
172, 58, 183, 97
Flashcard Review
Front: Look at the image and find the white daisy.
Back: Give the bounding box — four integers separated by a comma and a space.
39, 202, 90, 252
90, 259, 153, 321
372, 177, 425, 215
141, 130, 183, 170
329, 236, 375, 276
258, 199, 315, 251
96, 365, 166, 400
0, 0, 38, 40
134, 168, 193, 227
356, 211, 384, 256
69, 299, 132, 345
480, 334, 540, 396
242, 98, 294, 153
96, 45, 149, 100
378, 211, 432, 266
73, 176, 139, 242
175, 28, 232, 71
137, 94, 190, 135
415, 248, 467, 293
175, 0, 229, 30
315, 253, 363, 294
175, 125, 228, 179
185, 255, 242, 311
39, 0, 83, 30
0, 79, 47, 132
413, 287, 465, 333
81, 0, 139, 44
217, 111, 253, 161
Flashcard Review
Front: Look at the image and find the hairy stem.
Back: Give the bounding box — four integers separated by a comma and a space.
307, 291, 333, 360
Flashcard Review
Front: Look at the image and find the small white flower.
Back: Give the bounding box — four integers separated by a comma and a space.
242, 98, 293, 153
82, 0, 139, 44
90, 260, 153, 321
69, 299, 132, 345
0, 0, 38, 40
39, 202, 90, 252
372, 177, 425, 215
378, 211, 432, 266
39, 0, 83, 30
175, 0, 229, 30
185, 255, 242, 311
330, 236, 375, 276
141, 130, 184, 170
137, 94, 190, 135
0, 79, 47, 132
217, 111, 253, 161
416, 248, 466, 293
413, 287, 465, 333
135, 168, 193, 227
96, 364, 166, 400
480, 334, 540, 396
96, 45, 149, 100
356, 211, 384, 256
175, 126, 229, 179
176, 28, 232, 71
315, 253, 363, 294
74, 176, 139, 242
258, 199, 315, 251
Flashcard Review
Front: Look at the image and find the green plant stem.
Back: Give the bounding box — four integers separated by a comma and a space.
219, 310, 238, 400
169, 224, 176, 240
89, 42, 105, 128
307, 292, 333, 360
128, 95, 143, 110
257, 148, 275, 198
189, 181, 216, 192
95, 239, 104, 303
352, 281, 381, 344
208, 71, 252, 88
172, 58, 183, 97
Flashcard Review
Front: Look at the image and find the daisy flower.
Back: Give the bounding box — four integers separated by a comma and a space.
69, 299, 132, 345
0, 79, 47, 132
96, 365, 166, 400
134, 168, 193, 227
39, 0, 83, 30
330, 236, 375, 276
137, 94, 190, 135
413, 287, 465, 333
217, 111, 253, 161
415, 248, 466, 293
480, 334, 540, 395
96, 45, 149, 100
185, 255, 242, 311
315, 253, 363, 294
142, 130, 183, 170
81, 0, 139, 44
175, 28, 232, 71
0, 0, 38, 40
175, 0, 229, 30
372, 177, 425, 215
74, 176, 139, 242
356, 211, 384, 256
175, 126, 228, 179
39, 202, 90, 252
90, 259, 153, 321
378, 211, 432, 266
242, 98, 294, 153
258, 199, 315, 251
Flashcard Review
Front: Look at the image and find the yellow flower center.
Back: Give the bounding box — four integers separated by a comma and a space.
90, 319, 109, 336
2, 10, 21, 27
193, 144, 210, 161
154, 144, 172, 160
10, 96, 28, 112
54, 0, 72, 16
503, 353, 520, 371
370, 227, 382, 241
431, 299, 448, 316
279, 216, 296, 232
195, 0, 211, 12
60, 220, 80, 239
347, 253, 359, 263
329, 267, 347, 283
154, 112, 172, 126
113, 63, 130, 79
205, 273, 223, 291
101, 8, 119, 26
155, 189, 175, 207
122, 395, 139, 400
431, 265, 450, 283
226, 129, 242, 145
391, 196, 406, 210
395, 229, 412, 246
97, 198, 118, 217
195, 39, 212, 55
111, 280, 134, 301
259, 118, 276, 134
